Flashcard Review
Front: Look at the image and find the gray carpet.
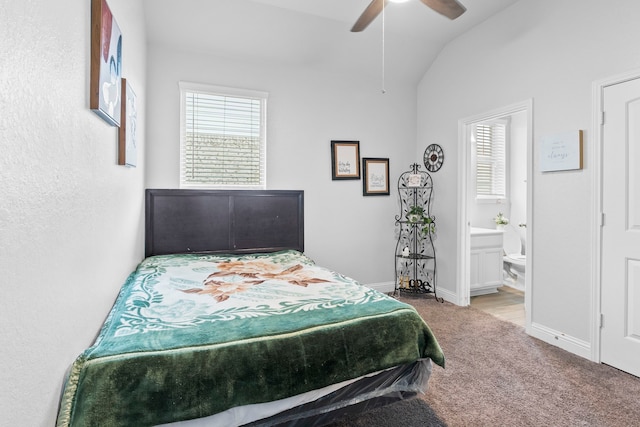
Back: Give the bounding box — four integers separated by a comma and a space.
327, 295, 640, 427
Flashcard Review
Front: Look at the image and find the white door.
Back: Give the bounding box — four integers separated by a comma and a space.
601, 76, 640, 377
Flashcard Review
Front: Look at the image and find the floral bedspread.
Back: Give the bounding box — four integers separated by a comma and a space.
56, 250, 444, 427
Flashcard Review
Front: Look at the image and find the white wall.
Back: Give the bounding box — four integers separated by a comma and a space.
418, 0, 640, 352
145, 45, 417, 286
0, 1, 146, 425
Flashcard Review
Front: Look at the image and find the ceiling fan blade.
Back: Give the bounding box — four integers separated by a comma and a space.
419, 0, 466, 20
351, 0, 389, 32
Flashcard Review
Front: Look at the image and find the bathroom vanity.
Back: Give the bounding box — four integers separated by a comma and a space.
470, 227, 504, 296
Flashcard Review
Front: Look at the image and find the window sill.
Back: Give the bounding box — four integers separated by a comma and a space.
475, 197, 508, 205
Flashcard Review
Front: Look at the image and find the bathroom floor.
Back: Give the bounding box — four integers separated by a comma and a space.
470, 286, 525, 327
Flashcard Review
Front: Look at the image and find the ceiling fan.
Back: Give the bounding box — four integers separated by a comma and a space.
351, 0, 466, 32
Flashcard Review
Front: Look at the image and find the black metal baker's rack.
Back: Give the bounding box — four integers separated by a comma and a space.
394, 163, 442, 301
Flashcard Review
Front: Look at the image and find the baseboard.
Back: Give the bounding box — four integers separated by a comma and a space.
430, 287, 457, 304
528, 322, 592, 360
366, 281, 395, 294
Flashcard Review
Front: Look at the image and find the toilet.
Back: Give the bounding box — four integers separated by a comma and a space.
502, 224, 526, 290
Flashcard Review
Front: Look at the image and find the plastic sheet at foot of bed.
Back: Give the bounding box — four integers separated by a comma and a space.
249, 358, 433, 427
160, 358, 432, 427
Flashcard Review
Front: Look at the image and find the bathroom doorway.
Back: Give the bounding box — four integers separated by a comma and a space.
457, 100, 532, 330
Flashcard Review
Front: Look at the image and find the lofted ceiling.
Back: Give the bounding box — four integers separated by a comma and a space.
143, 0, 520, 85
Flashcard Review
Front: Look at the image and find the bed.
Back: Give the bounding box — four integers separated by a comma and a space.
56, 189, 444, 427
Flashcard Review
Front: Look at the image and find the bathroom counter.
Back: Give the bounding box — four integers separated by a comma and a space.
470, 226, 504, 235
470, 227, 504, 296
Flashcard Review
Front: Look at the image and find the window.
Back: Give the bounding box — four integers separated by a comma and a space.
474, 120, 508, 200
179, 82, 267, 189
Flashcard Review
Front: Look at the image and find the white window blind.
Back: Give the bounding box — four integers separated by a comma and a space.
475, 121, 507, 199
179, 82, 267, 189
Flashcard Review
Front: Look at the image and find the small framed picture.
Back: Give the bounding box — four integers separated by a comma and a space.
407, 174, 422, 187
362, 158, 390, 196
118, 78, 137, 167
90, 0, 122, 127
540, 130, 583, 172
331, 140, 361, 180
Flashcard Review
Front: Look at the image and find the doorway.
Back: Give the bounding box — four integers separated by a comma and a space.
457, 100, 533, 331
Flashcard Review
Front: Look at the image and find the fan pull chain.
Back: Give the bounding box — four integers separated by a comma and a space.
381, 4, 386, 94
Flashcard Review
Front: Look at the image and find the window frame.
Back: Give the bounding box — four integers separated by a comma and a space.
179, 81, 268, 190
473, 118, 510, 204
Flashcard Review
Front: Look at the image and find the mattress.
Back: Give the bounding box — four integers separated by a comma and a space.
56, 250, 444, 426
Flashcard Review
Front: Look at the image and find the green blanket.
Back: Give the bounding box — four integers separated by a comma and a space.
56, 250, 444, 427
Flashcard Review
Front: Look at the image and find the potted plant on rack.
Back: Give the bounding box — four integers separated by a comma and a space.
406, 206, 436, 235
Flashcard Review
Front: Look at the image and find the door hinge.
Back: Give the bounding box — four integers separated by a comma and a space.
601, 111, 606, 125
600, 212, 606, 227
600, 313, 604, 328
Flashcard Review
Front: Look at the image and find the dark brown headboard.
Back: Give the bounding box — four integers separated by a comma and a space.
145, 189, 304, 257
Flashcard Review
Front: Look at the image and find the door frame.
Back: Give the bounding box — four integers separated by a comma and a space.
592, 68, 640, 362
456, 99, 533, 330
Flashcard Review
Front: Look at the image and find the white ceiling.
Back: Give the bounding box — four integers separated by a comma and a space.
144, 0, 520, 84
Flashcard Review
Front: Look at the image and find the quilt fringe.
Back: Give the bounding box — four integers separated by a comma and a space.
55, 354, 87, 427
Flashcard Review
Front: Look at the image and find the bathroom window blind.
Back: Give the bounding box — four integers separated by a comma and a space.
475, 122, 506, 199
179, 82, 267, 189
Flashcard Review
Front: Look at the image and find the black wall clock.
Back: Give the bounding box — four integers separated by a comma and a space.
424, 144, 444, 172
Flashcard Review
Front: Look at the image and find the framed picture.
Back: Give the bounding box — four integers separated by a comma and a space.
407, 173, 422, 187
90, 0, 122, 127
331, 140, 360, 180
540, 130, 583, 172
118, 78, 137, 167
362, 158, 390, 196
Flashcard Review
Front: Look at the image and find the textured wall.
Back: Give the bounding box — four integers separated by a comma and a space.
0, 0, 146, 424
